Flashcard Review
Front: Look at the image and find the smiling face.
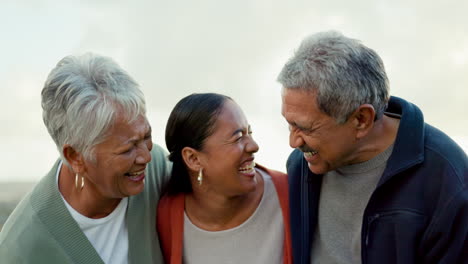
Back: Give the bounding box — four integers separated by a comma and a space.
281, 88, 360, 175
197, 100, 259, 197
81, 111, 153, 199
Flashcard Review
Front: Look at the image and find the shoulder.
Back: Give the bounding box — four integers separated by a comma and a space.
286, 149, 305, 177
149, 144, 170, 167
149, 143, 172, 173
156, 194, 184, 238
1, 178, 50, 237
256, 164, 287, 178
255, 163, 287, 185
286, 149, 303, 168
1, 192, 34, 241
146, 143, 172, 194
1, 163, 83, 263
423, 124, 467, 185
158, 193, 184, 214
156, 193, 185, 264
0, 193, 58, 262
255, 164, 289, 203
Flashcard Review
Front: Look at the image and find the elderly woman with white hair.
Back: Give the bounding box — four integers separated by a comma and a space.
0, 53, 171, 263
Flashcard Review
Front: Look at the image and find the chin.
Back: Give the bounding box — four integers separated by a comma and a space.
235, 182, 257, 196
126, 183, 145, 197
246, 179, 259, 192
307, 163, 329, 175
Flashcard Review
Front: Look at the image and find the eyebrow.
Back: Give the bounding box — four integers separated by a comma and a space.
125, 126, 152, 145
288, 121, 300, 128
289, 121, 311, 131
230, 125, 251, 137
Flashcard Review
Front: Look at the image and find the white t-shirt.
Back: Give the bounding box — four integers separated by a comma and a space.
182, 169, 284, 264
56, 162, 129, 264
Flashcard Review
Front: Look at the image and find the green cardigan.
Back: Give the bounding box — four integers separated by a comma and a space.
0, 144, 171, 264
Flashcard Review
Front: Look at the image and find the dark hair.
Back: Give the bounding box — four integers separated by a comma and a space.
165, 93, 231, 195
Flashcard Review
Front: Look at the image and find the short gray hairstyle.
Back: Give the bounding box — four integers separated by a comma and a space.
277, 31, 389, 123
41, 53, 146, 162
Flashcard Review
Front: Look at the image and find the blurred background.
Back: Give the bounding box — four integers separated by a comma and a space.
1, 0, 467, 228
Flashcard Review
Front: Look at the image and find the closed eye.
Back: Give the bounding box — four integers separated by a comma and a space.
290, 123, 315, 134
234, 131, 243, 141
120, 147, 134, 155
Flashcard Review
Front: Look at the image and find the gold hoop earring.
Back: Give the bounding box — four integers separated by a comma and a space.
197, 168, 203, 186
75, 173, 84, 190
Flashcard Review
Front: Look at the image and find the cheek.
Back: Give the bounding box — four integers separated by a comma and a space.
219, 145, 243, 162
110, 156, 134, 174
302, 135, 318, 147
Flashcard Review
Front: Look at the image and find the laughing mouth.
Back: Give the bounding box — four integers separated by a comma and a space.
304, 151, 318, 157
125, 169, 145, 178
239, 161, 256, 173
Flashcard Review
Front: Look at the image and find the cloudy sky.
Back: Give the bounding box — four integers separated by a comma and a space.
1, 0, 467, 182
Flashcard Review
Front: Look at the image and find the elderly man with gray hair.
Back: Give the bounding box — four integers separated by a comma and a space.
0, 53, 171, 263
279, 31, 467, 264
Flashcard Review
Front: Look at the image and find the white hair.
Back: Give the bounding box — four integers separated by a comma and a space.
41, 53, 146, 162
277, 31, 389, 123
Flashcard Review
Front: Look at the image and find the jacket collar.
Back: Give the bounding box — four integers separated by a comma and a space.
31, 160, 104, 264
377, 96, 425, 186
33, 159, 161, 263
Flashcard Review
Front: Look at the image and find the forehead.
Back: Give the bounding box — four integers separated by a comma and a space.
281, 89, 321, 123
104, 113, 150, 144
211, 100, 248, 135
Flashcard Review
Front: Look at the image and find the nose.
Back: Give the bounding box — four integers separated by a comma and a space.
289, 129, 304, 149
135, 142, 152, 164
246, 136, 259, 154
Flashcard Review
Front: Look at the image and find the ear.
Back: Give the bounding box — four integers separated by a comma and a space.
62, 144, 86, 174
181, 146, 203, 172
350, 104, 375, 139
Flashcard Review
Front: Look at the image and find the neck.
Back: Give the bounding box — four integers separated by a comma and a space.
352, 114, 400, 163
58, 165, 121, 219
184, 171, 264, 231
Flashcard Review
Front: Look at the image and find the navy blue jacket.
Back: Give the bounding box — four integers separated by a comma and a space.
287, 96, 468, 264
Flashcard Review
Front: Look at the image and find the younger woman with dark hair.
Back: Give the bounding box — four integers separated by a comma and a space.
157, 93, 292, 264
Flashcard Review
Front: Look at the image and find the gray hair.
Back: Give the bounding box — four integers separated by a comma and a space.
41, 53, 146, 162
277, 31, 389, 123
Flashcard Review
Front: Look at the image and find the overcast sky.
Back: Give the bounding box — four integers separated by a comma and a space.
1, 0, 467, 182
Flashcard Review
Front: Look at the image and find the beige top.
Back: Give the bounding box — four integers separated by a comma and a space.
182, 171, 284, 264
